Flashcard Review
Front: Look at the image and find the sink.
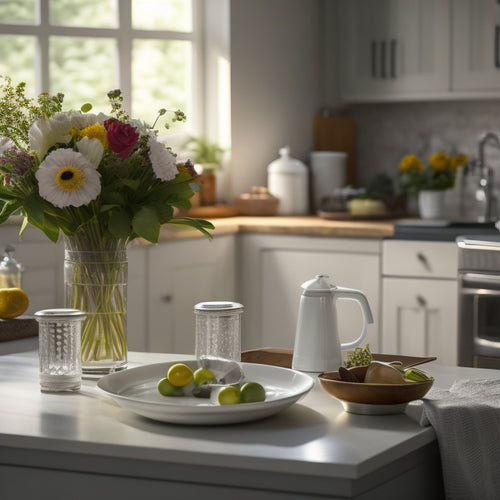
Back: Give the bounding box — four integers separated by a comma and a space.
391, 219, 499, 241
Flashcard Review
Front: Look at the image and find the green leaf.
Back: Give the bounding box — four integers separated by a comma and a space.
81, 102, 93, 113
132, 206, 160, 243
168, 217, 214, 240
108, 210, 132, 239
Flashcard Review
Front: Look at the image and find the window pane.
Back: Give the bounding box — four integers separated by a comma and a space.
132, 39, 191, 132
0, 35, 36, 94
49, 0, 117, 28
0, 0, 36, 24
50, 37, 115, 111
132, 0, 191, 32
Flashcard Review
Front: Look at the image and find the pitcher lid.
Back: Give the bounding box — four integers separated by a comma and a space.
300, 274, 336, 293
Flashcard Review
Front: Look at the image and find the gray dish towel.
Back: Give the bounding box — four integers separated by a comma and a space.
422, 378, 500, 500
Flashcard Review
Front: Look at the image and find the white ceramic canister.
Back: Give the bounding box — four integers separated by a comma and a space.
310, 151, 347, 212
267, 146, 309, 215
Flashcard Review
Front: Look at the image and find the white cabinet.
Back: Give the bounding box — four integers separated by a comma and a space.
338, 0, 450, 101
238, 234, 381, 352
451, 0, 500, 93
146, 235, 236, 355
0, 224, 64, 315
381, 240, 458, 365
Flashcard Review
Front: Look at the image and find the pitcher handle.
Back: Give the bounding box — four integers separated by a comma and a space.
334, 286, 374, 350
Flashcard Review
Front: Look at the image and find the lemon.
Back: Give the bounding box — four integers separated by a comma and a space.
193, 368, 216, 387
217, 385, 241, 405
167, 363, 194, 387
0, 288, 29, 319
240, 382, 266, 403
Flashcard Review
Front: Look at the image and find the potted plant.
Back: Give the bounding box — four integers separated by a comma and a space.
184, 137, 225, 206
396, 152, 468, 219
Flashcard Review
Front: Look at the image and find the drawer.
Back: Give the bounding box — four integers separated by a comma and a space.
382, 240, 458, 279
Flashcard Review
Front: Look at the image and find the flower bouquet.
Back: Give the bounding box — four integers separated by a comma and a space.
396, 152, 468, 194
0, 76, 213, 372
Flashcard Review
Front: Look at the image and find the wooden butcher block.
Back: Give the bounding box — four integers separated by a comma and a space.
313, 113, 356, 186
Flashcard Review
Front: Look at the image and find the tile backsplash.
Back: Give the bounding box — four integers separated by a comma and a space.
350, 100, 500, 192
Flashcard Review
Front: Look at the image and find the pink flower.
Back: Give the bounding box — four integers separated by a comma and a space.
104, 119, 139, 159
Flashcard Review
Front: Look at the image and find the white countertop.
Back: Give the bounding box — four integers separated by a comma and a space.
1, 350, 498, 498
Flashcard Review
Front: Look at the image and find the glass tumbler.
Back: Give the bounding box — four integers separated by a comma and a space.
35, 308, 86, 392
194, 301, 244, 361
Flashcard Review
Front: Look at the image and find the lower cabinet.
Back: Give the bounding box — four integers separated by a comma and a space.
382, 277, 458, 365
145, 235, 236, 354
237, 234, 382, 352
381, 240, 459, 365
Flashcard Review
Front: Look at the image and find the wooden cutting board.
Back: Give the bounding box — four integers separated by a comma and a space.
313, 114, 356, 186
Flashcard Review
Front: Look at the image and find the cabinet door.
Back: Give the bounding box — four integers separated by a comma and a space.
382, 277, 458, 365
258, 249, 380, 351
452, 0, 500, 91
148, 236, 236, 355
0, 225, 64, 315
338, 0, 450, 101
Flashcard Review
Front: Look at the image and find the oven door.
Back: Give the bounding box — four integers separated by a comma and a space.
459, 272, 500, 367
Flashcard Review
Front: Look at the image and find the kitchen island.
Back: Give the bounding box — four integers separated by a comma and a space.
2, 351, 497, 499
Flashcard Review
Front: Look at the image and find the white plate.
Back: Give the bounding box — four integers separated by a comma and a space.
97, 360, 314, 425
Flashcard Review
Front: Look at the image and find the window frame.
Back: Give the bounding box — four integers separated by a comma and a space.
0, 0, 204, 133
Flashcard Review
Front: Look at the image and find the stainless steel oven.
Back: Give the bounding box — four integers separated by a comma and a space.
458, 235, 500, 369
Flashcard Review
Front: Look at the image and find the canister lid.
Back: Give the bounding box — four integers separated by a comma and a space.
194, 301, 244, 312
34, 308, 87, 320
267, 146, 307, 174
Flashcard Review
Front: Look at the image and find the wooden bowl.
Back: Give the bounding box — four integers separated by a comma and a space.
318, 366, 433, 405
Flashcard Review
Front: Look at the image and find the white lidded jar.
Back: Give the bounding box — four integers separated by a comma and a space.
267, 146, 309, 215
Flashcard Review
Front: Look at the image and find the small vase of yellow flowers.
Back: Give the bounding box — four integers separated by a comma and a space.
396, 152, 468, 219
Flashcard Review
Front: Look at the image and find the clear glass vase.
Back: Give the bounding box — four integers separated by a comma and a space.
64, 237, 128, 374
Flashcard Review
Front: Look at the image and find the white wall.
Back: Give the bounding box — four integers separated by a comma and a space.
228, 0, 324, 200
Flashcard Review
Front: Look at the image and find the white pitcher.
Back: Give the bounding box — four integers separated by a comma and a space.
292, 274, 374, 372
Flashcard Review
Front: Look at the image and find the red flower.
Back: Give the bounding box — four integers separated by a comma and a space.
104, 119, 139, 159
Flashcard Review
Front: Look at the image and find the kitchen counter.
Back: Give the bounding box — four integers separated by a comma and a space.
156, 215, 397, 241
2, 350, 498, 499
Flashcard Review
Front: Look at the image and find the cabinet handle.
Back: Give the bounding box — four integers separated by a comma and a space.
371, 40, 377, 78
416, 295, 427, 307
380, 40, 387, 78
495, 26, 500, 68
161, 294, 173, 303
416, 252, 432, 271
390, 39, 396, 78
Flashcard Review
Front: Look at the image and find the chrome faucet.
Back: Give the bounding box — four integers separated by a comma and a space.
475, 132, 500, 222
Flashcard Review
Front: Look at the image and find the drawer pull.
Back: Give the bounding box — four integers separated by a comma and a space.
161, 294, 173, 303
416, 295, 427, 307
416, 252, 431, 271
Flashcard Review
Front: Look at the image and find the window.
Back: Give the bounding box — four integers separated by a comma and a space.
0, 0, 202, 133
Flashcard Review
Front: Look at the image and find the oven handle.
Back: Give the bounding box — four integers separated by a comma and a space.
460, 273, 500, 291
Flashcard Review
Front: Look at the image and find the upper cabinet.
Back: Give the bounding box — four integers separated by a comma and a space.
452, 0, 500, 92
338, 0, 450, 101
337, 0, 500, 102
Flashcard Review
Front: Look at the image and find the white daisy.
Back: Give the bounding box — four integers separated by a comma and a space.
35, 148, 101, 208
148, 135, 177, 181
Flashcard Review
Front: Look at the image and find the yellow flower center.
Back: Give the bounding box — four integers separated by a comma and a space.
55, 165, 86, 192
79, 123, 108, 148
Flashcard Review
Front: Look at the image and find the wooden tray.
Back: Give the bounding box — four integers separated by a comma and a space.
187, 204, 240, 218
241, 348, 436, 369
317, 210, 405, 221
